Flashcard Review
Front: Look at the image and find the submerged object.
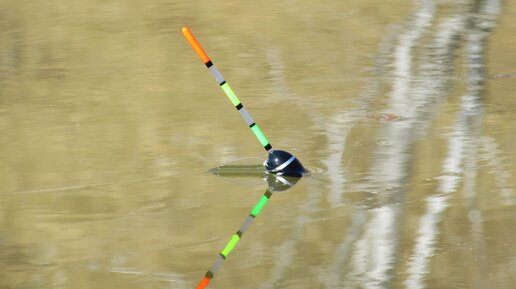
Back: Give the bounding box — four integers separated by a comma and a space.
264, 150, 307, 177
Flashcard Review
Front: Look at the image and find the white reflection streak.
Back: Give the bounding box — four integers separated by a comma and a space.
320, 12, 428, 287
405, 17, 468, 289
263, 26, 399, 287
463, 3, 501, 288
349, 1, 437, 287
406, 1, 501, 288
405, 92, 462, 289
264, 11, 404, 288
321, 114, 352, 205
391, 0, 435, 114
320, 30, 399, 205
351, 205, 401, 289
371, 0, 436, 188
265, 10, 409, 288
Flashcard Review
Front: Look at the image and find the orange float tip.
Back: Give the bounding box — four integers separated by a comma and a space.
181, 26, 211, 64
196, 277, 210, 289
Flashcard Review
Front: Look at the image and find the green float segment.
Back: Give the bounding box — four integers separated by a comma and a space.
220, 83, 241, 107
184, 27, 278, 289
184, 27, 272, 152
250, 124, 270, 149
196, 189, 274, 288
219, 82, 272, 151
220, 234, 240, 257
250, 195, 270, 217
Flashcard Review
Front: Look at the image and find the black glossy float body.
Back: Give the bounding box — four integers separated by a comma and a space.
265, 149, 307, 178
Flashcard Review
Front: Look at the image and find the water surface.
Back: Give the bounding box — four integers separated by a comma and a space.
1, 1, 515, 288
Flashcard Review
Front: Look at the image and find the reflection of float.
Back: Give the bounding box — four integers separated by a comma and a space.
193, 172, 300, 289
209, 160, 302, 192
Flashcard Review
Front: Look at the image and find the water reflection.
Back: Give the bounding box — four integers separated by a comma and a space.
1, 0, 515, 288
262, 0, 513, 288
194, 173, 300, 289
406, 2, 502, 289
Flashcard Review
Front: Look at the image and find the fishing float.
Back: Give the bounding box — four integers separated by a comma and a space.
181, 26, 307, 178
181, 26, 306, 289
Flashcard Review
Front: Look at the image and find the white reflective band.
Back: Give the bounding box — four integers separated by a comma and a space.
270, 155, 296, 173
275, 174, 294, 186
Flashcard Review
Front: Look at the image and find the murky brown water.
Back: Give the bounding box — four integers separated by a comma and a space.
1, 1, 515, 289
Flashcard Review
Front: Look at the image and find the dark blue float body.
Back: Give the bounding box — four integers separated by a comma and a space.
264, 150, 307, 178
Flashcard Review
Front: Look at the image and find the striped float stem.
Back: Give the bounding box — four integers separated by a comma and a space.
194, 188, 274, 289
182, 26, 273, 152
